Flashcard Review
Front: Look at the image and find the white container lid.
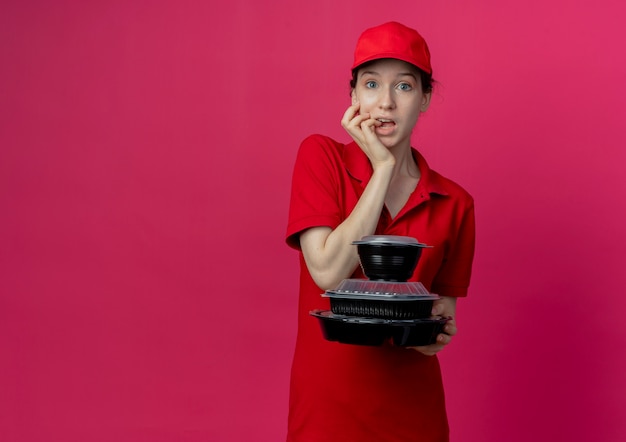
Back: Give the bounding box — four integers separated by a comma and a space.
323, 279, 439, 300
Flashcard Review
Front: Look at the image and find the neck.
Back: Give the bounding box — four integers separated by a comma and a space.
389, 143, 420, 179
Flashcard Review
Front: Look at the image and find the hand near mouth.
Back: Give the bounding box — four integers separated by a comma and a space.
341, 102, 396, 170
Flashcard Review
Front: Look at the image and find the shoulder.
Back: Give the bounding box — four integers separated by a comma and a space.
297, 134, 345, 157
293, 134, 350, 174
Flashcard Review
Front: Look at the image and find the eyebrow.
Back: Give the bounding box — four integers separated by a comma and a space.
360, 70, 417, 80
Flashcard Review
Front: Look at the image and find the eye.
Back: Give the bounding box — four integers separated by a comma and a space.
397, 82, 413, 91
365, 80, 377, 89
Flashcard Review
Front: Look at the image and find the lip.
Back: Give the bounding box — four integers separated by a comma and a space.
375, 117, 397, 135
375, 117, 395, 124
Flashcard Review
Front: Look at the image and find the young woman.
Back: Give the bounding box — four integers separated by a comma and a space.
286, 22, 475, 442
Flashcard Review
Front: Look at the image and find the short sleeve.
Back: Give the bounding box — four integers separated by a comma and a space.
430, 198, 476, 297
286, 135, 346, 250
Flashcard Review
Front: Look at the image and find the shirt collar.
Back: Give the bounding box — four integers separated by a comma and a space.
343, 141, 449, 196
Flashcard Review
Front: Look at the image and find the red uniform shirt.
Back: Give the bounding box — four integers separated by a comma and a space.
286, 134, 475, 442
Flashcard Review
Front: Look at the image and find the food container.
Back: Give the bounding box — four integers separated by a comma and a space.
324, 279, 438, 319
310, 235, 442, 346
388, 317, 448, 346
310, 310, 390, 346
353, 235, 431, 282
310, 310, 447, 347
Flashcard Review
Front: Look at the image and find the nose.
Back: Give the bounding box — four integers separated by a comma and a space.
378, 86, 396, 110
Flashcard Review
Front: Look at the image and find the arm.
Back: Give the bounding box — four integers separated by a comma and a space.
300, 103, 395, 290
300, 165, 393, 290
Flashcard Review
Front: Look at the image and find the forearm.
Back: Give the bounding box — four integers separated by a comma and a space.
301, 164, 394, 290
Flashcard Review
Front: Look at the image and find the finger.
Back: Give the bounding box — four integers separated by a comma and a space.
344, 114, 379, 149
340, 103, 361, 128
360, 116, 381, 129
344, 113, 371, 137
408, 327, 454, 355
354, 113, 376, 130
436, 333, 452, 345
359, 117, 382, 141
443, 320, 457, 337
431, 302, 444, 317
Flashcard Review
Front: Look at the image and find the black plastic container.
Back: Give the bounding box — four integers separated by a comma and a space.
310, 310, 447, 347
389, 317, 447, 346
353, 235, 430, 282
310, 310, 389, 346
328, 296, 434, 319
324, 279, 438, 319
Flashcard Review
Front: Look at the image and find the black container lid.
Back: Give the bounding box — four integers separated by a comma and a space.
352, 235, 431, 247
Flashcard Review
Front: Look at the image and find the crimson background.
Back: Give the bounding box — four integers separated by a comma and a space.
1, 1, 625, 441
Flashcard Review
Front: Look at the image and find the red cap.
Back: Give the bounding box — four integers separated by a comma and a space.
351, 22, 432, 74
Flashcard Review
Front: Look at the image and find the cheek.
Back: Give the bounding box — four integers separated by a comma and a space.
399, 106, 422, 128
410, 110, 422, 124
355, 93, 376, 112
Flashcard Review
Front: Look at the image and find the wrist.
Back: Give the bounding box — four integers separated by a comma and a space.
371, 157, 396, 173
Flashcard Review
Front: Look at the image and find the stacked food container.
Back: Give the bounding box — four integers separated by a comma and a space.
310, 235, 447, 346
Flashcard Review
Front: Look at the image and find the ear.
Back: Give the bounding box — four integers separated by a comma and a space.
420, 91, 432, 113
351, 89, 357, 105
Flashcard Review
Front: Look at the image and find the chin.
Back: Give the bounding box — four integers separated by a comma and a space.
380, 137, 406, 151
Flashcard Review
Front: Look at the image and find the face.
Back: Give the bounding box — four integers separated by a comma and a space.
352, 58, 431, 150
